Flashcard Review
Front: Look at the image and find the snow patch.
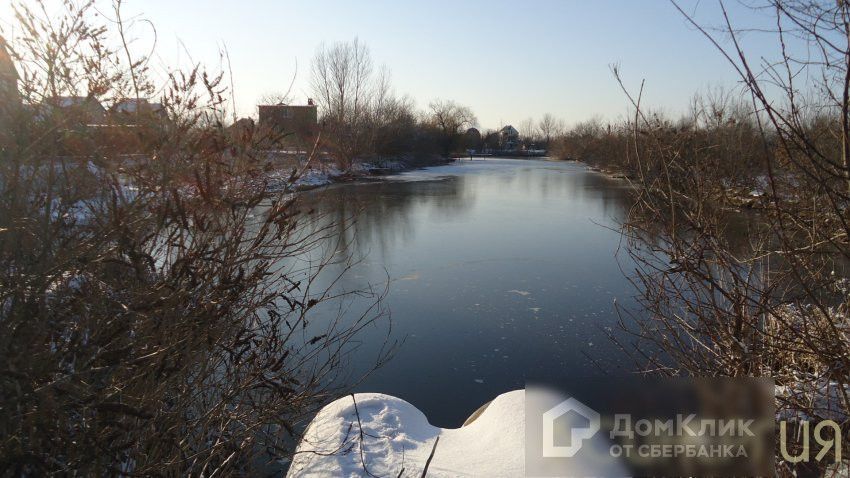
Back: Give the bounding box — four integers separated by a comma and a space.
288, 391, 526, 477
288, 390, 628, 477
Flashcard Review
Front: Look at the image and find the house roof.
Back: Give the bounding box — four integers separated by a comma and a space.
258, 102, 317, 109
0, 36, 19, 81
112, 98, 163, 113
52, 96, 105, 109
48, 96, 107, 123
500, 125, 518, 136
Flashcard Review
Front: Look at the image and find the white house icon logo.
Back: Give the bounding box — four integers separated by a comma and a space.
542, 397, 600, 457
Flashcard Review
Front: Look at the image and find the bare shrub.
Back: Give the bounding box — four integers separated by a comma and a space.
0, 1, 392, 475
614, 1, 850, 474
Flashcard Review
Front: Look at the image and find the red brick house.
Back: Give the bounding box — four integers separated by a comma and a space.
257, 99, 318, 145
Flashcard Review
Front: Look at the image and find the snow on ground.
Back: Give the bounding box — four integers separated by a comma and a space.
287, 390, 525, 477
770, 303, 850, 422
378, 158, 550, 183
266, 161, 408, 191
294, 167, 337, 188
287, 389, 627, 477
264, 166, 337, 192
267, 158, 553, 192
776, 379, 850, 422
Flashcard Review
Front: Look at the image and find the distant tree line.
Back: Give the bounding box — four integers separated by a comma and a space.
267, 38, 582, 165
548, 87, 771, 199
259, 39, 477, 170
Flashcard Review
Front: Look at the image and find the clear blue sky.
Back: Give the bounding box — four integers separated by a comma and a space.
2, 0, 789, 130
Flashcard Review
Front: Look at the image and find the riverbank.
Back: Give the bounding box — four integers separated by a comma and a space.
275, 154, 641, 196
545, 155, 637, 182
568, 159, 766, 210
584, 164, 635, 181
265, 153, 452, 192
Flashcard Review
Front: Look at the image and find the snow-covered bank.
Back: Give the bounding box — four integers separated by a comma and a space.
266, 158, 444, 193
287, 390, 525, 477
287, 389, 627, 477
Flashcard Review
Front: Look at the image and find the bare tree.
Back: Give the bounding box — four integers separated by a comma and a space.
538, 113, 559, 148
310, 38, 375, 170
427, 99, 477, 157
259, 91, 291, 105
519, 117, 537, 146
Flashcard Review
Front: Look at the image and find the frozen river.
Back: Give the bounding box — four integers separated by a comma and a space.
298, 158, 644, 427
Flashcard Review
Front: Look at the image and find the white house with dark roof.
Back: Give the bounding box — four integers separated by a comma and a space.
499, 125, 520, 151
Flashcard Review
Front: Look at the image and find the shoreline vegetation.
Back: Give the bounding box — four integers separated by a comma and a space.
273, 152, 451, 192
283, 155, 633, 193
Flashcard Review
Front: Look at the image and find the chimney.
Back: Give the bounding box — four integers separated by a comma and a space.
307, 98, 315, 106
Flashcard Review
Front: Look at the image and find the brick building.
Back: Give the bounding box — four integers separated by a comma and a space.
257, 99, 318, 145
